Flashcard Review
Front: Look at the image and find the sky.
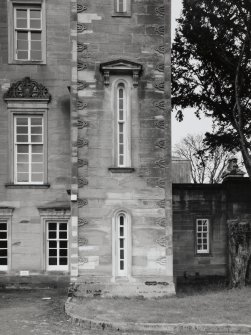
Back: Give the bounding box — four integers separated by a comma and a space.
171, 0, 212, 146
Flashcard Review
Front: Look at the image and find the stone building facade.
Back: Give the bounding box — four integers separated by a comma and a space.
0, 0, 175, 296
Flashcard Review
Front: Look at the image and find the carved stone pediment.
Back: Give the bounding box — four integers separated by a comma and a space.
100, 58, 143, 87
4, 77, 51, 102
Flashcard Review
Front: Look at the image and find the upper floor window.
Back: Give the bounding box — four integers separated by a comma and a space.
8, 1, 46, 64
196, 219, 210, 254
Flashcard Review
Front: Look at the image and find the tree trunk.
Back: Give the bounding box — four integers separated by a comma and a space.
228, 218, 251, 288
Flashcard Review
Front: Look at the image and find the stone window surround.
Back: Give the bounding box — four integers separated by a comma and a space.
5, 100, 49, 187
111, 209, 132, 281
38, 207, 70, 273
0, 208, 14, 272
7, 0, 46, 65
112, 0, 131, 17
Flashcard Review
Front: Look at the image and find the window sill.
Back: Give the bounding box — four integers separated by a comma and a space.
5, 183, 50, 189
9, 60, 46, 65
108, 167, 135, 173
112, 13, 131, 17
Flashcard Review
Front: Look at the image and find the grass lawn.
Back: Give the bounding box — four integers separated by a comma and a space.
71, 286, 251, 324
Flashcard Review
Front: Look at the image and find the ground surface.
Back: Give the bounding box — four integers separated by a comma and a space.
0, 287, 251, 335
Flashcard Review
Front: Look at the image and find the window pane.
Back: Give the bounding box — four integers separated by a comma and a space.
49, 249, 57, 257
16, 126, 28, 134
32, 145, 43, 153
119, 109, 124, 120
16, 9, 27, 19
31, 163, 43, 173
59, 258, 68, 265
120, 239, 124, 248
32, 154, 43, 163
59, 232, 67, 239
31, 126, 42, 134
16, 19, 28, 28
30, 10, 41, 19
60, 249, 67, 257
119, 144, 124, 154
119, 156, 124, 165
31, 32, 41, 41
120, 260, 124, 270
49, 232, 56, 239
16, 117, 28, 126
120, 227, 124, 236
17, 40, 29, 50
31, 118, 42, 125
16, 135, 28, 142
119, 123, 123, 132
59, 223, 67, 231
0, 223, 7, 231
31, 41, 41, 51
119, 134, 123, 143
17, 173, 29, 182
0, 241, 7, 249
120, 216, 124, 225
17, 145, 29, 153
49, 241, 57, 248
30, 20, 41, 29
31, 173, 43, 182
120, 250, 124, 259
0, 259, 7, 265
48, 222, 57, 230
17, 32, 28, 41
17, 163, 29, 173
30, 50, 42, 60
31, 135, 42, 142
49, 258, 57, 265
60, 241, 68, 248
17, 51, 29, 60
0, 233, 7, 239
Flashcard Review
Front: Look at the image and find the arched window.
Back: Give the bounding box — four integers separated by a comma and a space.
112, 210, 131, 278
116, 82, 131, 167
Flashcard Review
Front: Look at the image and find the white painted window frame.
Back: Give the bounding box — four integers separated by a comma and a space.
14, 115, 44, 184
196, 218, 210, 254
7, 102, 48, 185
46, 220, 69, 272
112, 210, 132, 279
114, 79, 131, 168
8, 0, 46, 64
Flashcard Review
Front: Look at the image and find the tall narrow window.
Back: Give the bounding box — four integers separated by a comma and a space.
14, 5, 42, 61
117, 84, 126, 166
117, 213, 127, 276
116, 0, 126, 12
47, 222, 68, 271
196, 219, 209, 254
0, 221, 8, 271
14, 115, 44, 184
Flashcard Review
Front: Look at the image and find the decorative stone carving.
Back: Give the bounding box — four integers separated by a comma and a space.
156, 235, 169, 247
154, 44, 166, 54
78, 158, 88, 167
221, 157, 245, 180
77, 42, 88, 52
154, 159, 167, 168
79, 256, 88, 264
155, 217, 168, 227
77, 80, 88, 90
154, 100, 166, 109
153, 79, 164, 91
157, 179, 165, 188
77, 23, 87, 33
77, 119, 89, 129
77, 100, 88, 110
156, 257, 167, 265
155, 25, 165, 35
155, 63, 164, 72
155, 6, 165, 16
157, 199, 165, 208
4, 77, 51, 101
154, 120, 166, 129
77, 61, 87, 71
77, 4, 87, 12
78, 217, 89, 226
100, 59, 142, 87
77, 138, 89, 147
78, 199, 88, 207
155, 139, 166, 149
79, 237, 88, 246
80, 51, 92, 58
78, 177, 88, 187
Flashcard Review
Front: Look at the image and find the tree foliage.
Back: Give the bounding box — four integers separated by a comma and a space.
173, 134, 231, 183
172, 0, 251, 178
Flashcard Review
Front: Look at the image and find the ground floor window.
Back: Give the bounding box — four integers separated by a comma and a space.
0, 221, 8, 270
196, 219, 209, 254
47, 221, 68, 271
